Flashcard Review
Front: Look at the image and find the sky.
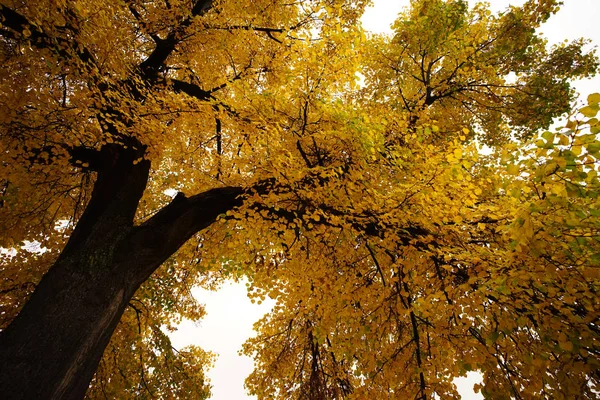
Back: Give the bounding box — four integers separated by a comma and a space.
171, 1, 600, 399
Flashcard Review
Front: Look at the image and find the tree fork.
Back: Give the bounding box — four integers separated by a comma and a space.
0, 147, 243, 399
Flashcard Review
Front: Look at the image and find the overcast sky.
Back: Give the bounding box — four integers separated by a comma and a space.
170, 1, 600, 399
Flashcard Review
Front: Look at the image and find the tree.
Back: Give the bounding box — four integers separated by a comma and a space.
0, 0, 597, 399
361, 0, 596, 143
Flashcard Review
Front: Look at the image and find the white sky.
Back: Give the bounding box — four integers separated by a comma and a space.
171, 1, 600, 399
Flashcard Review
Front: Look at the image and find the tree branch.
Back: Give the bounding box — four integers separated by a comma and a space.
201, 24, 285, 43
170, 79, 216, 101
126, 2, 161, 43
0, 5, 98, 73
139, 0, 213, 78
60, 146, 151, 260
122, 186, 243, 280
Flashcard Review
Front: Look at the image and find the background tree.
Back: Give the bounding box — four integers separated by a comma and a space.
361, 0, 596, 144
0, 0, 598, 399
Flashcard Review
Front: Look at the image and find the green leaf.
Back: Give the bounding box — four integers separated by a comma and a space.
541, 131, 554, 141
486, 331, 500, 344
587, 141, 600, 155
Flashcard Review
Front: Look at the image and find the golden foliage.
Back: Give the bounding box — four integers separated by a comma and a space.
0, 0, 598, 398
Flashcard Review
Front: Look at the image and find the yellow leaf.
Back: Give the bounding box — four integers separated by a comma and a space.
507, 164, 519, 175
588, 93, 600, 105
558, 135, 570, 146
580, 106, 598, 118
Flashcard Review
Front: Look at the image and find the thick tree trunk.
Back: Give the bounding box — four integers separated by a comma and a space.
0, 2, 242, 398
0, 147, 243, 399
0, 252, 142, 399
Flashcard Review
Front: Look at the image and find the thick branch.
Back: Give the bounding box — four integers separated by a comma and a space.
122, 186, 243, 281
171, 79, 214, 101
60, 145, 151, 260
126, 2, 161, 43
202, 24, 285, 43
171, 64, 253, 100
139, 0, 213, 77
203, 24, 284, 34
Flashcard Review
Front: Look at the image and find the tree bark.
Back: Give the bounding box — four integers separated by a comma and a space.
0, 147, 243, 399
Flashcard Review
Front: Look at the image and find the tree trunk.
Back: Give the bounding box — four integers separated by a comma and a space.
0, 146, 243, 399
0, 250, 142, 399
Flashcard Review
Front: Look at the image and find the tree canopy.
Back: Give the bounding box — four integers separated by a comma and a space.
0, 0, 599, 399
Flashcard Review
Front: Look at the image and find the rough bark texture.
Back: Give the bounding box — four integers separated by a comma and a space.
0, 147, 243, 399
